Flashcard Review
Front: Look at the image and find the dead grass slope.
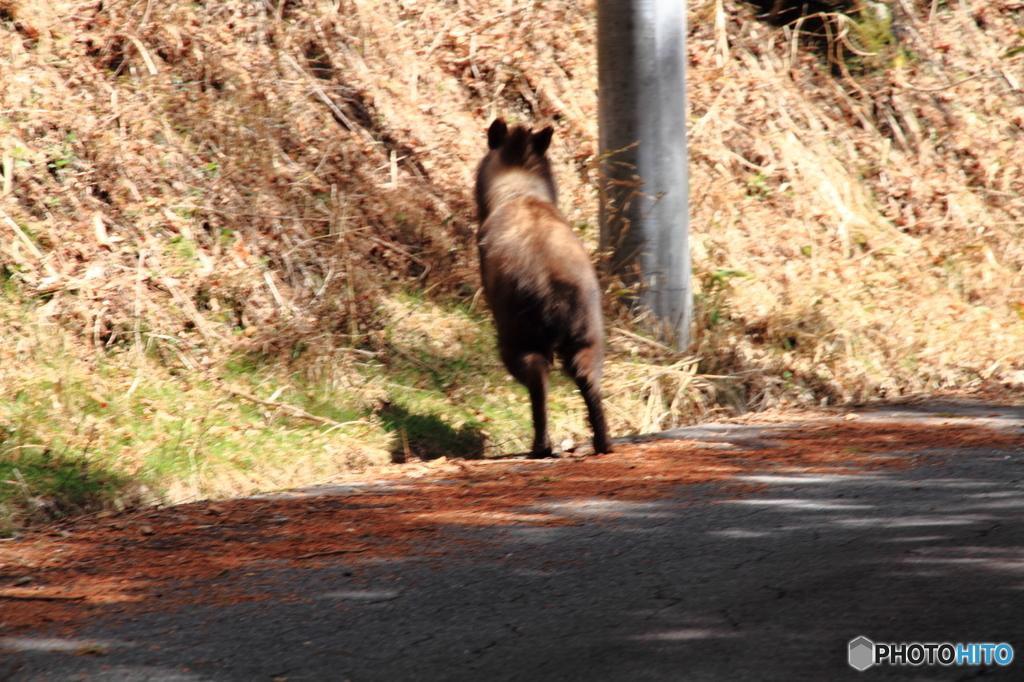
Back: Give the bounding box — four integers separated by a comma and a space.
0, 0, 614, 392
688, 0, 1024, 406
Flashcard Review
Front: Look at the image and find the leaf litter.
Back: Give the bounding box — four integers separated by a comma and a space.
3, 413, 1023, 633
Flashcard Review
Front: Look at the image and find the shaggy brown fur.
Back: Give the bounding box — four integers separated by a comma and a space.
475, 119, 612, 457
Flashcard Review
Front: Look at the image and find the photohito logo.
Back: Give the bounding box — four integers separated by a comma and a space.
849, 636, 1014, 671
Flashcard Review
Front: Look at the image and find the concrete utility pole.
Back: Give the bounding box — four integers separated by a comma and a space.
597, 0, 690, 349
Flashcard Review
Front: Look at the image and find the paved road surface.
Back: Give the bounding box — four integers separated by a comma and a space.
3, 401, 1023, 681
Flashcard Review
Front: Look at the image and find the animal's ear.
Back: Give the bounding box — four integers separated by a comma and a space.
487, 119, 508, 149
531, 126, 554, 156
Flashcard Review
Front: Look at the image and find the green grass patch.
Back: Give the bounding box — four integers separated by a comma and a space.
0, 298, 390, 532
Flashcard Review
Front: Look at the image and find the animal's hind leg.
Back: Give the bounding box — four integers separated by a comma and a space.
503, 350, 553, 458
563, 345, 613, 454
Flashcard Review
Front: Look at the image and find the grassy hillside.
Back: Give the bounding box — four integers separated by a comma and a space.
1, 0, 1022, 531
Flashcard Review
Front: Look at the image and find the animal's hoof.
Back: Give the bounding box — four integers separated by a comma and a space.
529, 447, 554, 459
593, 440, 613, 455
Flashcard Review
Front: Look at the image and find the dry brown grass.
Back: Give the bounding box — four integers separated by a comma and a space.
0, 0, 1022, 523
687, 0, 1024, 407
0, 0, 608, 372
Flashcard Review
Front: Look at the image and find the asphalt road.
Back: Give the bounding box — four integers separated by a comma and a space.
3, 401, 1024, 681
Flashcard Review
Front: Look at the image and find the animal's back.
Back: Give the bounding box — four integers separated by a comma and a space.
478, 196, 602, 351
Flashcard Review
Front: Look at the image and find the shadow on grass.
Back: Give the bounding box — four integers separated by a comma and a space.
377, 402, 487, 462
0, 434, 142, 534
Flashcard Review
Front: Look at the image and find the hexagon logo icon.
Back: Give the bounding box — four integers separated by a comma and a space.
849, 636, 875, 671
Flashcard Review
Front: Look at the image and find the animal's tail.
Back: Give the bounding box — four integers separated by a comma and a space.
542, 280, 595, 345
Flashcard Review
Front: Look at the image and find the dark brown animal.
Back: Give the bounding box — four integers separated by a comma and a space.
475, 119, 612, 457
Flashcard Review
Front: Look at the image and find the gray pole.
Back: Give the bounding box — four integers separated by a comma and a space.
597, 0, 690, 349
